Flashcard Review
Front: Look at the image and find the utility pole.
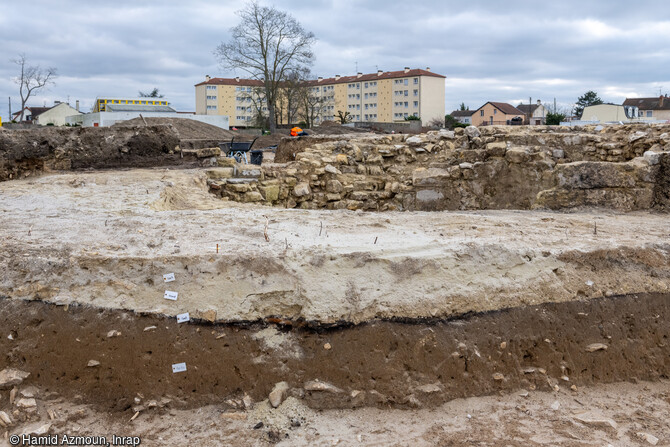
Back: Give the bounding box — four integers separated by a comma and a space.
8, 97, 11, 120
529, 96, 532, 125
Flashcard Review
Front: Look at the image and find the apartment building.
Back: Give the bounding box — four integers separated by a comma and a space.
195, 68, 446, 127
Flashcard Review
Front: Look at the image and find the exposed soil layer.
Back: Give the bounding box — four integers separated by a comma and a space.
1, 292, 668, 413
0, 126, 185, 180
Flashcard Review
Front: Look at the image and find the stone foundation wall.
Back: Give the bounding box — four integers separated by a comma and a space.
208, 124, 670, 212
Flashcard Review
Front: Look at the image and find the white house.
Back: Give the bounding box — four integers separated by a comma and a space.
517, 101, 549, 125
36, 102, 82, 126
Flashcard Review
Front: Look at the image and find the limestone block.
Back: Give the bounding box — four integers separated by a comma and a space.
227, 183, 250, 193
350, 191, 370, 201
205, 167, 234, 180
242, 191, 263, 202
405, 136, 424, 146
485, 142, 507, 157
336, 154, 349, 164
556, 161, 637, 189
368, 166, 384, 176
191, 147, 221, 158
324, 164, 341, 174
293, 183, 311, 197
643, 151, 661, 165
464, 126, 481, 138
258, 185, 280, 202
217, 157, 237, 167
326, 179, 344, 193
505, 148, 531, 163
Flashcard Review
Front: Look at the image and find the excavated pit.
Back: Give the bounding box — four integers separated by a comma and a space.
1, 126, 670, 444
1, 292, 669, 413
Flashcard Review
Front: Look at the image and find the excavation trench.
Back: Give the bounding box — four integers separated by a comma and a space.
1, 293, 668, 413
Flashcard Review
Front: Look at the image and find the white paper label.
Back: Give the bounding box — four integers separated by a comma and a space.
164, 290, 178, 301
172, 362, 187, 373
163, 273, 175, 282
177, 312, 190, 323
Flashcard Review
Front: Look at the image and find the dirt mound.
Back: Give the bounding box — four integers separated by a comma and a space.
113, 117, 236, 141
149, 172, 224, 211
0, 125, 184, 180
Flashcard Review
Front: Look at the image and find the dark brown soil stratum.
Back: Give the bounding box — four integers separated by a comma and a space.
0, 293, 668, 413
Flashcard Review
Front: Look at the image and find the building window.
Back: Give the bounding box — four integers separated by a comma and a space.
404, 90, 408, 96
413, 78, 418, 84
480, 110, 484, 116
404, 102, 408, 107
413, 89, 418, 96
413, 101, 418, 107
647, 110, 653, 117
207, 106, 217, 110
494, 109, 497, 115
364, 82, 368, 88
404, 79, 408, 86
206, 86, 216, 90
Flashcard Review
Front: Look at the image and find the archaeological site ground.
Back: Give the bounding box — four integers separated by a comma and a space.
0, 119, 669, 446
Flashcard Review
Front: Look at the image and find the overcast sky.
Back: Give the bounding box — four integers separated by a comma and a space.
1, 0, 669, 122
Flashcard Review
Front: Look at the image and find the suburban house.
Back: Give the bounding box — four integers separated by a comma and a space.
623, 96, 670, 121
516, 101, 549, 125
471, 102, 525, 126
36, 102, 82, 126
12, 106, 51, 124
580, 103, 638, 122
12, 102, 83, 126
195, 67, 446, 127
450, 110, 474, 125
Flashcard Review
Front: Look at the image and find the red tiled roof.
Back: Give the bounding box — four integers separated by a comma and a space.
309, 69, 445, 86
195, 78, 264, 87
195, 68, 445, 87
477, 102, 524, 115
623, 96, 670, 110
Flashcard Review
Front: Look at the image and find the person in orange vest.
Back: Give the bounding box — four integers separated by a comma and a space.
290, 126, 307, 136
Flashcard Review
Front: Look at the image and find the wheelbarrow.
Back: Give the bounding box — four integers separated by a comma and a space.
218, 137, 259, 164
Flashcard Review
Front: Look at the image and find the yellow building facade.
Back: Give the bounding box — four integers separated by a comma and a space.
195, 68, 446, 127
93, 98, 169, 112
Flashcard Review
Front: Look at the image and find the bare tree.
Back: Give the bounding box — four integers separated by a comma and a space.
277, 68, 309, 125
13, 54, 57, 122
215, 1, 315, 133
240, 86, 270, 128
301, 87, 331, 128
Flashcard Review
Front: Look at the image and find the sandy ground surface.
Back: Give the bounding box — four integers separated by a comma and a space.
0, 168, 669, 324
2, 380, 668, 446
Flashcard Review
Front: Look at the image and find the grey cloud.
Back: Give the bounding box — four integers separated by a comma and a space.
1, 0, 668, 121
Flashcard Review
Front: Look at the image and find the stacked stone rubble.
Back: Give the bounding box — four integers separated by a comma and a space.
206, 124, 670, 212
